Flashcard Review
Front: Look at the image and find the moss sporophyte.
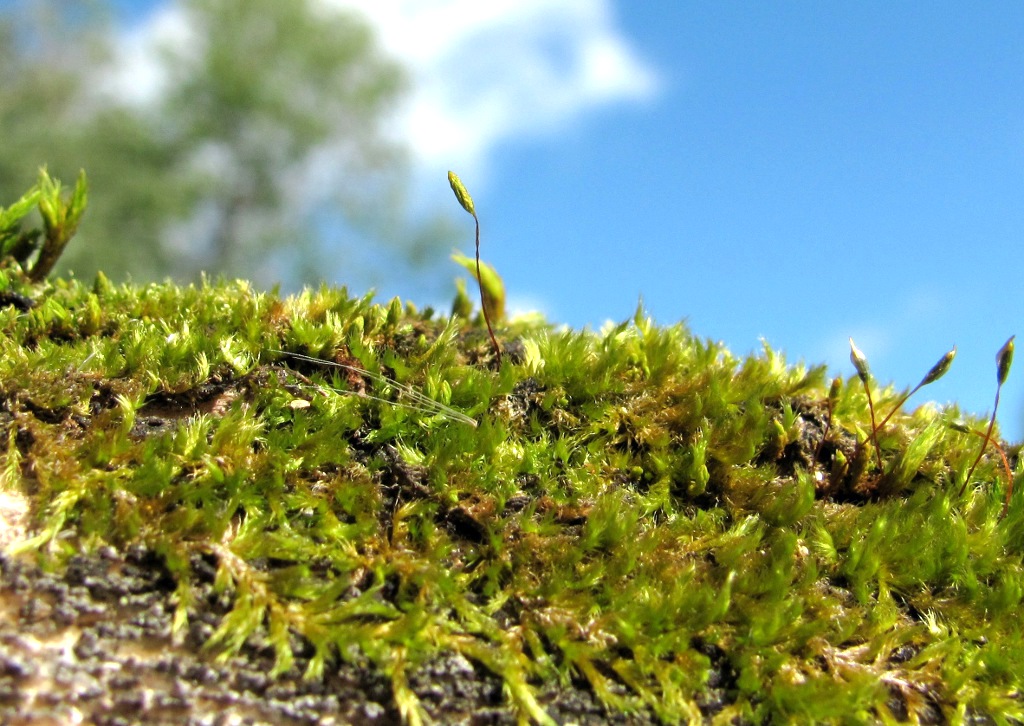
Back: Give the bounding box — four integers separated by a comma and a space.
448, 171, 502, 365
2, 172, 1024, 723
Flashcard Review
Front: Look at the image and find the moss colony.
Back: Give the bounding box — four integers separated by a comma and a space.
2, 174, 1024, 724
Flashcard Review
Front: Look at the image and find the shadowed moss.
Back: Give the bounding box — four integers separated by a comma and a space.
1, 270, 1022, 724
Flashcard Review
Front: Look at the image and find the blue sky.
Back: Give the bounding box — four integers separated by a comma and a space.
375, 2, 1023, 442
435, 2, 1024, 442
35, 2, 1024, 440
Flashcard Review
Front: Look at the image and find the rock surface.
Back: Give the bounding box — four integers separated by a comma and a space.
0, 547, 656, 725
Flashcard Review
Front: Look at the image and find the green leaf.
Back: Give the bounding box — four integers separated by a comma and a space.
451, 251, 505, 323
0, 183, 42, 259
451, 276, 473, 319
29, 168, 88, 281
67, 169, 89, 234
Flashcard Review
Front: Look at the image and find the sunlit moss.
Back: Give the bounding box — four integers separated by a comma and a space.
1, 273, 1023, 723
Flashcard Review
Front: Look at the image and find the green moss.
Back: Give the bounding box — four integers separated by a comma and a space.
1, 271, 1022, 723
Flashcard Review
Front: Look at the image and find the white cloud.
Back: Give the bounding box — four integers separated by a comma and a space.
332, 0, 661, 178
104, 0, 660, 182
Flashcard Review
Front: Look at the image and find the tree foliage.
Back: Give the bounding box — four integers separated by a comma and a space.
0, 0, 443, 285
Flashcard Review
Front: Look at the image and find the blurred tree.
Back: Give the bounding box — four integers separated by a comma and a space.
0, 0, 190, 280
0, 0, 446, 285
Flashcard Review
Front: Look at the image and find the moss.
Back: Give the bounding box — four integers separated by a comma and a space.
0, 269, 1022, 724
0, 162, 1019, 723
